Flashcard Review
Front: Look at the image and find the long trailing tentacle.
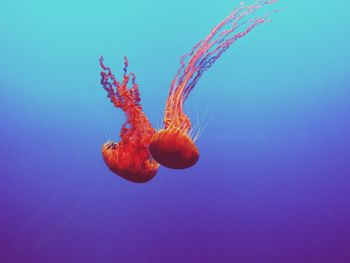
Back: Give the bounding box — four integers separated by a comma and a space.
182, 0, 278, 100
164, 0, 278, 133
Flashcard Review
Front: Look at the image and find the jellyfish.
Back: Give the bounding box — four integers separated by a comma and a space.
99, 56, 159, 183
149, 0, 278, 169
99, 0, 278, 182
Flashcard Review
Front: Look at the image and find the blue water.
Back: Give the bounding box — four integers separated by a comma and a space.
1, 0, 350, 262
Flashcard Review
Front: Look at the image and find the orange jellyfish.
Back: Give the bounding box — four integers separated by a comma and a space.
149, 0, 278, 169
99, 0, 278, 181
99, 56, 159, 183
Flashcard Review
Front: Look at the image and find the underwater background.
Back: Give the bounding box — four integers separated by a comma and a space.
1, 0, 350, 262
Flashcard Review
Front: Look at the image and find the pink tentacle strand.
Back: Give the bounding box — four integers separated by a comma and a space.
164, 0, 279, 133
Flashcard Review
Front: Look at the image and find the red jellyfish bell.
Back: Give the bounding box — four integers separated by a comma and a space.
149, 128, 199, 169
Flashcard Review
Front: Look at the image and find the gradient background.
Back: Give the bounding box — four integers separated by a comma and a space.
1, 0, 350, 262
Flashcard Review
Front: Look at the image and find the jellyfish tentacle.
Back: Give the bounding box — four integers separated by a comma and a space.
163, 0, 278, 134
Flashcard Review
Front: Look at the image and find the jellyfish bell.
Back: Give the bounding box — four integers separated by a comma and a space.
149, 129, 199, 169
149, 105, 199, 169
102, 141, 158, 183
